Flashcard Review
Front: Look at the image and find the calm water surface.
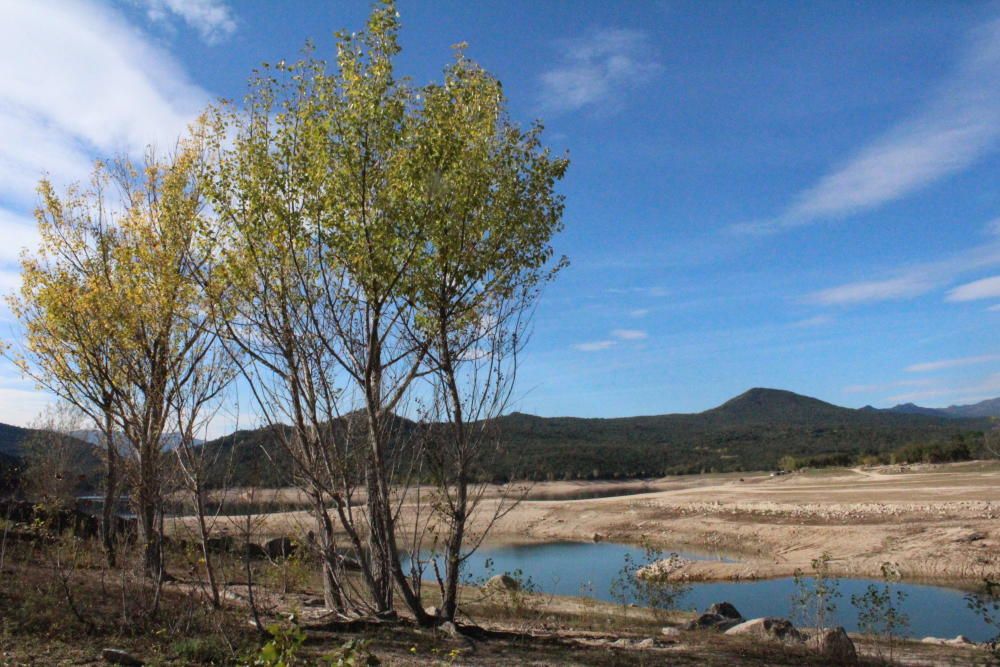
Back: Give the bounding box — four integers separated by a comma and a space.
417, 541, 994, 642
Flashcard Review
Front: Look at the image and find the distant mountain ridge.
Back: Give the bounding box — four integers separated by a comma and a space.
885, 397, 1000, 419
2, 387, 995, 488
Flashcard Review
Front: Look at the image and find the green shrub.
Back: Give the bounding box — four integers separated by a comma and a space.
172, 636, 231, 664
791, 552, 841, 630
851, 562, 909, 664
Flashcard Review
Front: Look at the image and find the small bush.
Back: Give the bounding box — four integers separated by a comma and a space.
610, 536, 690, 619
172, 636, 231, 664
791, 552, 841, 630
851, 562, 909, 664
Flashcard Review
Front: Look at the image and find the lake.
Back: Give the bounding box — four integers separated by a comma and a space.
412, 541, 996, 642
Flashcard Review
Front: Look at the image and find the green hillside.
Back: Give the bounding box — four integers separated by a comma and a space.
197, 388, 992, 486
2, 388, 991, 491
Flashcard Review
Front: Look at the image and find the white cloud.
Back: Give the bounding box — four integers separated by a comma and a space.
905, 353, 1000, 373
0, 386, 53, 426
887, 372, 1000, 405
738, 16, 1000, 234
0, 0, 209, 209
808, 275, 937, 306
539, 29, 661, 114
573, 340, 616, 352
612, 328, 647, 340
0, 0, 211, 424
805, 239, 1000, 305
947, 275, 1000, 302
988, 304, 1000, 312
140, 0, 237, 44
629, 308, 650, 318
0, 211, 39, 264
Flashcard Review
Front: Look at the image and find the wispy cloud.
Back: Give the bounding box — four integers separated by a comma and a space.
0, 0, 210, 424
887, 372, 1000, 405
0, 211, 39, 264
0, 386, 53, 425
808, 275, 937, 306
573, 327, 649, 352
0, 0, 208, 248
629, 308, 650, 318
573, 340, 616, 352
539, 28, 661, 114
612, 328, 647, 340
606, 286, 669, 297
843, 379, 931, 394
139, 0, 236, 44
905, 353, 1000, 373
0, 1, 208, 204
947, 275, 1000, 302
792, 315, 833, 328
736, 16, 1000, 234
805, 239, 1000, 305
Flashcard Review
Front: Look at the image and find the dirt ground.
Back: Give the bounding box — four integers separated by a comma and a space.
175, 461, 1000, 586
479, 461, 1000, 584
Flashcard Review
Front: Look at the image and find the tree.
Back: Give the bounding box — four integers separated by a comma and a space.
407, 51, 567, 622
202, 0, 566, 623
8, 164, 130, 567
11, 134, 230, 581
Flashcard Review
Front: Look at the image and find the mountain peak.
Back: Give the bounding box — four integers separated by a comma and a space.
705, 387, 847, 424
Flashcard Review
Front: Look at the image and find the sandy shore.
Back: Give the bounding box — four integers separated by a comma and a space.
171, 460, 1000, 585
476, 462, 1000, 584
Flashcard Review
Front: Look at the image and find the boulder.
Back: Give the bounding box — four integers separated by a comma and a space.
685, 612, 742, 632
102, 648, 143, 665
205, 536, 234, 553
684, 603, 743, 632
484, 574, 520, 592
809, 627, 857, 663
265, 536, 297, 559
660, 627, 681, 638
635, 638, 656, 648
438, 621, 461, 638
424, 606, 439, 618
922, 635, 975, 647
707, 601, 742, 620
242, 543, 267, 560
725, 617, 803, 644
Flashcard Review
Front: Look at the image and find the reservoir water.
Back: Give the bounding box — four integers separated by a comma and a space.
415, 541, 996, 642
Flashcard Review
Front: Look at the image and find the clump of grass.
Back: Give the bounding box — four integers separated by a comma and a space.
171, 636, 231, 664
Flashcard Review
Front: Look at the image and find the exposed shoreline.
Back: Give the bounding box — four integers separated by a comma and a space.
170, 461, 1000, 588
473, 462, 1000, 587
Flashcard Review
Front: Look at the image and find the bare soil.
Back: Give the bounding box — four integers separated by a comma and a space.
175, 461, 1000, 585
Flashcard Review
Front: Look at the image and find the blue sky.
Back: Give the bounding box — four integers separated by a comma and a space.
1, 0, 1000, 427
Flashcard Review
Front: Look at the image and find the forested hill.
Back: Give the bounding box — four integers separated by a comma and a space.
1, 388, 993, 489
197, 388, 991, 485
485, 388, 989, 479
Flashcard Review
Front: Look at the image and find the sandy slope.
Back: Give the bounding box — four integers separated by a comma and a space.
171, 461, 1000, 585
474, 462, 1000, 583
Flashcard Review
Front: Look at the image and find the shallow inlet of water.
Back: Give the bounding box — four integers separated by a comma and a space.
413, 541, 995, 642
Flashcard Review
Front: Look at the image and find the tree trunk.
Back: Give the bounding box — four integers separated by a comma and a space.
194, 487, 220, 607
101, 410, 117, 568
